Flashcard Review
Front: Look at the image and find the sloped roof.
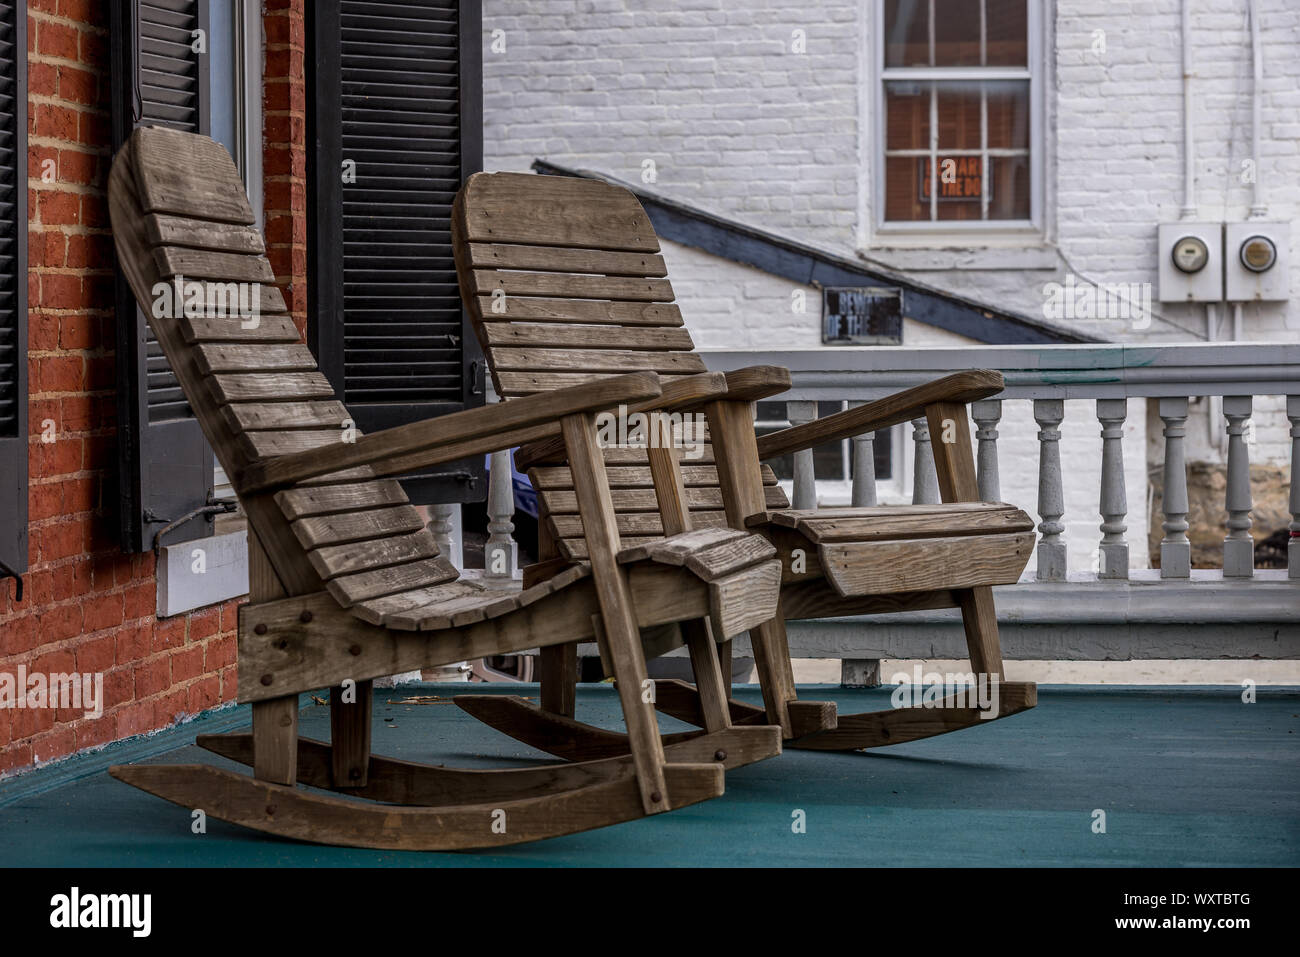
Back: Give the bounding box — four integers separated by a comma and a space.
532, 159, 1104, 346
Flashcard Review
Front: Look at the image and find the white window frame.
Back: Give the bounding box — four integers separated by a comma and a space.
870, 0, 1044, 241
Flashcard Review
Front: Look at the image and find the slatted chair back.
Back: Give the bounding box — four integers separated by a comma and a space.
109, 126, 456, 607
452, 172, 789, 560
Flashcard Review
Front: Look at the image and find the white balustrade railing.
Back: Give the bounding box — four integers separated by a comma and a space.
704, 342, 1300, 586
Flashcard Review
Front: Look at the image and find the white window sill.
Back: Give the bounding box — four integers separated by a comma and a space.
857, 243, 1058, 272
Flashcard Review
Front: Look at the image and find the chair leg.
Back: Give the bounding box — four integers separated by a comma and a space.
957, 586, 1006, 679
538, 643, 579, 717
252, 696, 299, 787
330, 679, 373, 788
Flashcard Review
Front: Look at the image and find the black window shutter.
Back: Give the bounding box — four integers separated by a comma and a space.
308, 0, 486, 505
0, 2, 28, 581
110, 0, 216, 552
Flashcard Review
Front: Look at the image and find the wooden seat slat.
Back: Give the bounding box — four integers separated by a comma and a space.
292, 505, 425, 550
326, 557, 461, 608
307, 529, 441, 581
276, 480, 409, 520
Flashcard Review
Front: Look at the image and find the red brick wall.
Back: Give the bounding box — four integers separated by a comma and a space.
263, 0, 309, 338
0, 1, 313, 778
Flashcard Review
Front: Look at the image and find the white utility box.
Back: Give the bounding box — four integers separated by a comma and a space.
1225, 222, 1289, 302
1157, 222, 1223, 302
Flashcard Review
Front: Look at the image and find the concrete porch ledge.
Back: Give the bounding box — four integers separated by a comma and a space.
768, 572, 1300, 661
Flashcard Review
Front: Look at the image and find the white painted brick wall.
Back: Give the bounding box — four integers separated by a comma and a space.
481, 0, 1296, 572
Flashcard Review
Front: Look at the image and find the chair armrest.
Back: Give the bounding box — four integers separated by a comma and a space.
755, 370, 1003, 460
514, 371, 729, 471
238, 371, 663, 493
721, 365, 792, 402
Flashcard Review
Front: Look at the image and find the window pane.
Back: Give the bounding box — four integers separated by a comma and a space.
885, 155, 929, 221
885, 81, 929, 150
933, 0, 981, 66
935, 156, 985, 220
988, 154, 1031, 219
985, 0, 1028, 66
936, 81, 980, 149
986, 81, 1029, 149
883, 0, 930, 67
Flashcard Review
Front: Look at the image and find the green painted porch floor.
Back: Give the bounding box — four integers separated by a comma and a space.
1, 684, 1296, 867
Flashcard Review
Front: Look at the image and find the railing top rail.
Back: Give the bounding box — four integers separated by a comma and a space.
702, 342, 1300, 401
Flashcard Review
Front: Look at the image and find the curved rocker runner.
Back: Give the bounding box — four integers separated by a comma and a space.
105, 127, 785, 850
449, 171, 1039, 757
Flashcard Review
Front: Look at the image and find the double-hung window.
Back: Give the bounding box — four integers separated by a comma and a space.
877, 0, 1039, 232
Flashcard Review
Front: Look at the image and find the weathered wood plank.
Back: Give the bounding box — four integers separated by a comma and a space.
685, 534, 779, 581
474, 296, 682, 326
491, 347, 705, 375
130, 126, 256, 224
326, 557, 461, 607
292, 505, 426, 549
616, 528, 747, 566
472, 270, 675, 302
145, 213, 266, 254
196, 343, 319, 375
224, 400, 352, 432
481, 322, 694, 351
708, 560, 783, 639
209, 372, 336, 404
307, 529, 441, 581
240, 430, 347, 460
155, 246, 275, 283
276, 480, 408, 520
765, 503, 1035, 543
458, 171, 660, 251
538, 485, 787, 515
531, 463, 780, 490
467, 242, 667, 276
550, 509, 729, 541
819, 532, 1034, 596
350, 580, 483, 627
180, 308, 297, 344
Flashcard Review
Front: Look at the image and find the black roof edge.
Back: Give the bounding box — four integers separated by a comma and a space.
531, 159, 1105, 346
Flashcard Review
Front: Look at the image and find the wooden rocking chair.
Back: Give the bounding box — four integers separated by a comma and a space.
449, 171, 1038, 757
104, 127, 785, 850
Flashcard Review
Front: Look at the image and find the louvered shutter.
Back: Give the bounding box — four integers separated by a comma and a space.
0, 2, 27, 580
110, 0, 216, 552
309, 0, 486, 504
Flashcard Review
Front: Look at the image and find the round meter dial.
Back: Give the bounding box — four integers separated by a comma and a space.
1239, 235, 1277, 273
1171, 235, 1209, 274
